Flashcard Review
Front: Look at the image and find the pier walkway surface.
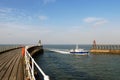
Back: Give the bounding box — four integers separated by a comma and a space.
0, 48, 24, 80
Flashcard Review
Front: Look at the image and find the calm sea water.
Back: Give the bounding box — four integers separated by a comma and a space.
35, 45, 120, 80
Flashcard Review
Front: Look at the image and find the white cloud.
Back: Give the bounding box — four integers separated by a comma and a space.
0, 8, 13, 13
83, 17, 108, 26
94, 20, 108, 26
0, 8, 12, 19
0, 7, 49, 24
83, 17, 101, 23
0, 8, 35, 25
43, 0, 56, 4
39, 15, 48, 21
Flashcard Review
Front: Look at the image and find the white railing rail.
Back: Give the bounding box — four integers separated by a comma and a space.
25, 46, 50, 80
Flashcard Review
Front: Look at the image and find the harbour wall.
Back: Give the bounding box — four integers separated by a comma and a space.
90, 49, 120, 54
27, 45, 44, 57
90, 44, 120, 54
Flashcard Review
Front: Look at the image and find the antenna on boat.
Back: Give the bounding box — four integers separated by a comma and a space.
76, 44, 79, 49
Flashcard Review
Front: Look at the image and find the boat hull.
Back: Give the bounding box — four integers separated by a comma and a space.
70, 52, 89, 55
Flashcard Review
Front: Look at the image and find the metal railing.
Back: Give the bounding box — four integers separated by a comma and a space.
25, 46, 50, 80
0, 45, 21, 53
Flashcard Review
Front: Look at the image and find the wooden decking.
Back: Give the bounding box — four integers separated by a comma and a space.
0, 48, 24, 80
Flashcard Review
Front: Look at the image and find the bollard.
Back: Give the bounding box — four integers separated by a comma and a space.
22, 47, 25, 57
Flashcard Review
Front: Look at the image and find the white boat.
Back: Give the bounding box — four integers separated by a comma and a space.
70, 45, 89, 55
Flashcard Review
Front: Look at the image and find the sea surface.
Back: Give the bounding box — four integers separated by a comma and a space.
34, 45, 120, 80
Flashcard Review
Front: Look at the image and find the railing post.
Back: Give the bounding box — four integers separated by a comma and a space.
25, 46, 32, 80
25, 46, 50, 80
44, 75, 50, 80
32, 59, 35, 80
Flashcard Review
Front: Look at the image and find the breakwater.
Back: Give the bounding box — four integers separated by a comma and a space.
90, 44, 120, 54
27, 45, 44, 56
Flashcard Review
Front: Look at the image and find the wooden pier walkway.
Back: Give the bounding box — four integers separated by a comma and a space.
0, 48, 24, 80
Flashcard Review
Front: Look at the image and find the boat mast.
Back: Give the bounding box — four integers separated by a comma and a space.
76, 45, 79, 49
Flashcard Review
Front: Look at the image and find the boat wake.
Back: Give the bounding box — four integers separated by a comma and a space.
47, 48, 70, 54
46, 48, 89, 55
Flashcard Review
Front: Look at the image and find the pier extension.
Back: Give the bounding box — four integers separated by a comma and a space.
90, 40, 120, 54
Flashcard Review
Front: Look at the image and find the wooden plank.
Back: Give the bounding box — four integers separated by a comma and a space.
0, 48, 25, 80
17, 57, 24, 80
0, 51, 16, 68
0, 53, 18, 80
2, 54, 19, 80
0, 51, 14, 63
0, 48, 19, 61
9, 50, 22, 80
0, 48, 24, 80
0, 51, 17, 71
0, 48, 21, 68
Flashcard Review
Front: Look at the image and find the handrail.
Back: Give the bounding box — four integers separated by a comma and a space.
25, 46, 50, 80
0, 45, 22, 53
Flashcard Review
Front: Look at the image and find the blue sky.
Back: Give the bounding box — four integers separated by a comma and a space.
0, 0, 120, 44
